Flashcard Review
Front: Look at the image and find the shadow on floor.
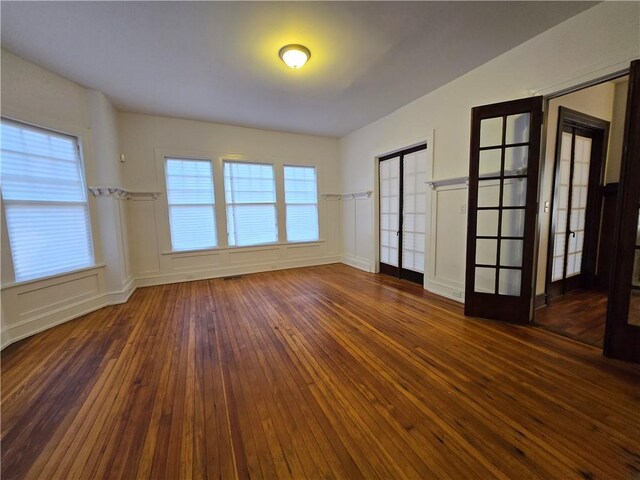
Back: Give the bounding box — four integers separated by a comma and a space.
535, 289, 607, 347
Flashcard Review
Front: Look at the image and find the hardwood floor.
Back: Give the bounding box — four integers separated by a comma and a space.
2, 264, 640, 480
536, 289, 608, 347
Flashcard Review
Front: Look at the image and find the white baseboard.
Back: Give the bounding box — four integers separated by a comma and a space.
104, 277, 136, 304
1, 278, 137, 351
1, 258, 340, 350
341, 254, 371, 272
1, 258, 464, 351
425, 279, 465, 303
135, 256, 341, 288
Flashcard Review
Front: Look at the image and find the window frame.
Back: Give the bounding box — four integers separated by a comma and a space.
223, 159, 280, 247
164, 156, 218, 252
156, 151, 325, 255
0, 117, 97, 283
283, 164, 320, 243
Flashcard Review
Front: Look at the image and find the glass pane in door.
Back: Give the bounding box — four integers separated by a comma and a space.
551, 132, 573, 282
380, 158, 399, 266
473, 114, 528, 297
566, 135, 592, 277
402, 149, 427, 273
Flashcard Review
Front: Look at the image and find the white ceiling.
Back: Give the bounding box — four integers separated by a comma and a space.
1, 1, 596, 137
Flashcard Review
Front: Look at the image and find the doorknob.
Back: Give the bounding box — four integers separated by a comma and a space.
568, 230, 576, 238
396, 230, 400, 236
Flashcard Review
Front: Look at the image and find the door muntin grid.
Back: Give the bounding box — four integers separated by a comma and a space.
474, 112, 530, 296
551, 131, 592, 282
402, 150, 427, 274
380, 158, 400, 267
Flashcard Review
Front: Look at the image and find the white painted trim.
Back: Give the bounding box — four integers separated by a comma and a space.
531, 52, 638, 98
341, 254, 372, 272
135, 256, 341, 287
425, 279, 465, 303
161, 240, 325, 256
321, 191, 372, 200
88, 186, 161, 200
370, 131, 435, 281
0, 277, 137, 350
1, 263, 106, 290
426, 182, 468, 301
427, 176, 469, 190
1, 254, 342, 351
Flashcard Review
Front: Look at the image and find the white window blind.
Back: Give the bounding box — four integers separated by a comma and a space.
224, 161, 278, 246
165, 158, 217, 251
284, 165, 319, 242
0, 119, 95, 282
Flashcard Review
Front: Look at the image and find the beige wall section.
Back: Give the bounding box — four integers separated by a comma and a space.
339, 2, 640, 302
535, 82, 616, 295
86, 90, 133, 294
0, 51, 132, 348
118, 113, 342, 286
1, 50, 88, 128
607, 79, 630, 185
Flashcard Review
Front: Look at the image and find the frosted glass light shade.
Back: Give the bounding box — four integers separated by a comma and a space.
279, 44, 310, 69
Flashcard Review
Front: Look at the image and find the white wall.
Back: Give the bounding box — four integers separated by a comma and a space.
86, 90, 133, 294
0, 49, 341, 348
339, 2, 640, 302
118, 113, 341, 287
535, 82, 616, 295
0, 50, 132, 348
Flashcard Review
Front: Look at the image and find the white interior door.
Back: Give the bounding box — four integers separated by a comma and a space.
402, 149, 427, 273
551, 132, 592, 282
567, 134, 592, 276
380, 158, 400, 267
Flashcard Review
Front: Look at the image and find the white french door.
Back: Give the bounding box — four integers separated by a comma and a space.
551, 132, 592, 282
379, 157, 400, 268
402, 149, 427, 274
379, 144, 427, 284
547, 105, 609, 301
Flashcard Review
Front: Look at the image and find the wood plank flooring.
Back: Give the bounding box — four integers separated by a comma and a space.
535, 289, 608, 347
2, 264, 640, 479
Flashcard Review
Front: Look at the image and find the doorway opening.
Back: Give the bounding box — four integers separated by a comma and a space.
378, 144, 427, 285
535, 76, 629, 347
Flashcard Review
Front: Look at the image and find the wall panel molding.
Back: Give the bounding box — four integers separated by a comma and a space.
425, 183, 467, 303
1, 276, 136, 350
135, 255, 341, 288
1, 256, 341, 350
88, 186, 161, 200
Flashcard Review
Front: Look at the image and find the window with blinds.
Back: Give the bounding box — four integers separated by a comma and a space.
165, 158, 217, 251
224, 161, 278, 246
0, 119, 95, 282
284, 165, 319, 242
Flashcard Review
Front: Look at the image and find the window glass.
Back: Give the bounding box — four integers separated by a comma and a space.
1, 119, 95, 281
165, 158, 216, 251
284, 165, 319, 242
224, 162, 278, 246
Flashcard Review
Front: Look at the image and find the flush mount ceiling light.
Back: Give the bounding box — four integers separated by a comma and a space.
279, 44, 310, 69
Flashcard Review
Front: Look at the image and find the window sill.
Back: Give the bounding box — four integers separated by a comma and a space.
1, 263, 106, 290
162, 240, 325, 256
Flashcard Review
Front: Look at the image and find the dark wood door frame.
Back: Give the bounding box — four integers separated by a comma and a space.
465, 96, 543, 324
604, 59, 640, 363
378, 143, 427, 285
545, 107, 610, 301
